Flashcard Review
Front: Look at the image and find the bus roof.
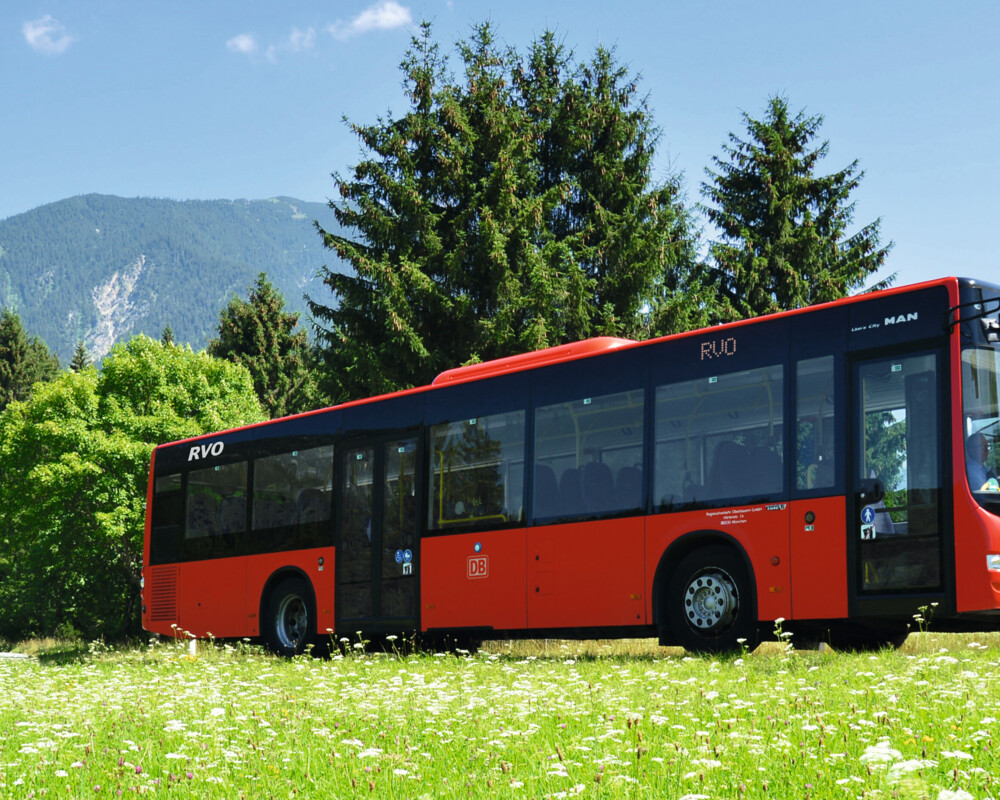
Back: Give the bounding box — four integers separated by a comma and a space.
431, 336, 636, 387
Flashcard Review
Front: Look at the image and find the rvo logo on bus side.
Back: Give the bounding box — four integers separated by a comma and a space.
188, 441, 225, 461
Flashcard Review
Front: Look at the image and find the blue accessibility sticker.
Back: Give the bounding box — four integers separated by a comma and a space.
860, 506, 876, 525
403, 549, 413, 563
395, 549, 404, 564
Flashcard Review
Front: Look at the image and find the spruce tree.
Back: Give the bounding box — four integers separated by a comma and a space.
70, 340, 91, 372
208, 273, 318, 418
309, 22, 698, 401
0, 309, 58, 412
701, 96, 892, 321
24, 337, 59, 389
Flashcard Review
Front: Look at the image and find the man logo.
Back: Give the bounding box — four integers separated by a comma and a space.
467, 555, 489, 579
188, 441, 225, 461
885, 312, 918, 326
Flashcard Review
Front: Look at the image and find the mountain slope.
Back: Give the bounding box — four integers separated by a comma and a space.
0, 195, 347, 361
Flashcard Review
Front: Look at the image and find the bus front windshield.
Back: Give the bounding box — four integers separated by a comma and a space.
962, 347, 1000, 501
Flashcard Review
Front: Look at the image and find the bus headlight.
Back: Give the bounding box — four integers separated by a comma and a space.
987, 554, 1000, 572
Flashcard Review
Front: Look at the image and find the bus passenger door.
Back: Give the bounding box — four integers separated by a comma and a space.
335, 435, 420, 633
849, 350, 949, 614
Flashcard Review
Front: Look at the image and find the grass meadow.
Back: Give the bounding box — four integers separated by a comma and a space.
2, 632, 1000, 798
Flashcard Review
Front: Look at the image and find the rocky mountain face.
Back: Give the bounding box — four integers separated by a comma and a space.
0, 195, 347, 362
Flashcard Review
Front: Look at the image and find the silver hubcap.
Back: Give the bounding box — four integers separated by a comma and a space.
683, 569, 738, 632
276, 594, 308, 648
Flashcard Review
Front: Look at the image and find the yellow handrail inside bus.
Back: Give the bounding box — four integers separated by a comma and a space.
434, 449, 508, 527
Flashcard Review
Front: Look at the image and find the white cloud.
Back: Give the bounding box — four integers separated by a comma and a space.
287, 26, 316, 52
329, 1, 412, 41
226, 33, 258, 55
23, 15, 77, 55
228, 27, 315, 63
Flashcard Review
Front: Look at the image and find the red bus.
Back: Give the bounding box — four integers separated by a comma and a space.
142, 277, 1000, 653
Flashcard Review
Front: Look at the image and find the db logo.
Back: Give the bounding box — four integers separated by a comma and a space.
467, 555, 489, 579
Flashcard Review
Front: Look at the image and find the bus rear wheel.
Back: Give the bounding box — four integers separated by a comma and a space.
667, 546, 759, 654
263, 577, 314, 657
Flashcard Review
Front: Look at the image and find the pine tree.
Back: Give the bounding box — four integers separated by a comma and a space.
520, 36, 704, 337
701, 96, 893, 321
69, 340, 91, 372
0, 309, 58, 412
24, 337, 59, 389
208, 273, 318, 418
160, 325, 175, 346
309, 22, 698, 401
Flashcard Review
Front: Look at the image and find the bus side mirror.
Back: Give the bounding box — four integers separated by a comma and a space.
859, 478, 885, 504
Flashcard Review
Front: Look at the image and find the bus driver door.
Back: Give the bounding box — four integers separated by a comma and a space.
335, 435, 421, 636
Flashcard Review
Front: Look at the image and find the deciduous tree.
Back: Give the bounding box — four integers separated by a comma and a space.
0, 336, 265, 640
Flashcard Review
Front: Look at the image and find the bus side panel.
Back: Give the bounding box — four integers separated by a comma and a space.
421, 529, 527, 631
788, 497, 848, 619
180, 558, 247, 638
644, 507, 792, 624
245, 547, 336, 638
526, 517, 645, 629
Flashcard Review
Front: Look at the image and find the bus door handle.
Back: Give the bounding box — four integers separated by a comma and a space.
858, 478, 885, 505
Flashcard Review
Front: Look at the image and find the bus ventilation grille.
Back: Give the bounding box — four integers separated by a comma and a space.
149, 565, 180, 623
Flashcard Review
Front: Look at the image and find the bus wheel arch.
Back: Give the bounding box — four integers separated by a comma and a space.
653, 532, 760, 654
260, 569, 317, 657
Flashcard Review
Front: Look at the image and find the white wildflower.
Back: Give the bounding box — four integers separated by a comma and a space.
860, 740, 902, 763
888, 759, 937, 782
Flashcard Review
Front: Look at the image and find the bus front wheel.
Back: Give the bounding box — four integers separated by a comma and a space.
263, 577, 314, 657
666, 546, 759, 654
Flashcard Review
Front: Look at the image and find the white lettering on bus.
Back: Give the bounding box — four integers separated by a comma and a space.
700, 337, 737, 360
188, 441, 225, 461
884, 312, 918, 326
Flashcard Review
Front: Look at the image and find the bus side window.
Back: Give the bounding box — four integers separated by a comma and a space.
796, 356, 836, 491
533, 389, 644, 521
150, 473, 183, 563
253, 445, 334, 532
654, 364, 784, 508
428, 411, 526, 531
186, 462, 247, 538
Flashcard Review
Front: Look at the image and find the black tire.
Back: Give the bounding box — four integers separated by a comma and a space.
263, 577, 315, 657
666, 545, 759, 654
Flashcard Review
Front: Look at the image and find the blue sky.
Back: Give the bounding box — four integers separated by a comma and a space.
4, 1, 999, 288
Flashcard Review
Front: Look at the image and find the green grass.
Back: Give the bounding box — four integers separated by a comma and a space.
1, 634, 999, 798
